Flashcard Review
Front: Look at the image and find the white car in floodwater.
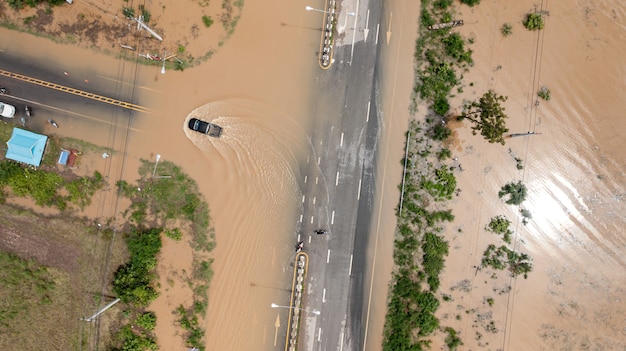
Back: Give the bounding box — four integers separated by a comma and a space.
0, 102, 16, 118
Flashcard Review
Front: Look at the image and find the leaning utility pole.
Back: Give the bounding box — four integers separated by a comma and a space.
133, 16, 163, 41
80, 298, 121, 322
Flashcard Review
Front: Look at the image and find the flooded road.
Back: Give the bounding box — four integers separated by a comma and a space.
1, 0, 624, 349
2, 0, 321, 349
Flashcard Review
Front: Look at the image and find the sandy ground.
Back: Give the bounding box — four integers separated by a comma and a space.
1, 0, 625, 350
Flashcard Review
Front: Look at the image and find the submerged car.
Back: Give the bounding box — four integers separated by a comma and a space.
188, 118, 222, 138
0, 102, 16, 118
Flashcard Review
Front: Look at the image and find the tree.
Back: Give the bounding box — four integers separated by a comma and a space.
459, 90, 509, 145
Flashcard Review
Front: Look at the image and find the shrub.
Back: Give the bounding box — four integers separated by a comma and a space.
135, 311, 157, 331
433, 97, 450, 116
431, 123, 451, 141
523, 13, 544, 30
436, 148, 452, 161
501, 23, 513, 36
122, 7, 135, 18
537, 86, 551, 100
442, 33, 472, 64
485, 215, 513, 244
444, 327, 463, 350
434, 0, 453, 9
498, 181, 527, 205
460, 0, 480, 6
202, 15, 214, 28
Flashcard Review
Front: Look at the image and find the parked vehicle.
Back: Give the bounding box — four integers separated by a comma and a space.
48, 119, 59, 128
0, 102, 16, 118
188, 118, 222, 138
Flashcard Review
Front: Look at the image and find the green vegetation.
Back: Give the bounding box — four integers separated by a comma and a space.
116, 159, 215, 350
23, 15, 36, 25
444, 327, 463, 350
122, 7, 135, 18
383, 1, 474, 346
481, 244, 533, 278
420, 165, 457, 201
498, 180, 528, 205
430, 121, 452, 141
411, 0, 473, 117
7, 0, 66, 10
0, 160, 104, 210
460, 0, 480, 6
485, 215, 513, 244
176, 304, 205, 351
202, 15, 214, 28
164, 227, 183, 241
138, 4, 151, 22
436, 148, 452, 161
114, 324, 158, 351
486, 297, 494, 306
422, 232, 449, 291
134, 311, 157, 331
0, 251, 56, 327
537, 86, 551, 100
501, 23, 513, 36
112, 227, 162, 306
515, 157, 524, 170
442, 33, 473, 64
385, 119, 457, 349
459, 90, 510, 145
116, 159, 214, 252
523, 12, 545, 30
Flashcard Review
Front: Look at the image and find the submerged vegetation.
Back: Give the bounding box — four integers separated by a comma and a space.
481, 244, 533, 278
537, 86, 551, 100
486, 215, 513, 244
383, 0, 474, 346
523, 12, 545, 31
384, 0, 536, 349
498, 181, 528, 205
116, 159, 215, 350
459, 90, 510, 145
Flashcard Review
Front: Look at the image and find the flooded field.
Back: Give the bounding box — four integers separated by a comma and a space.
435, 0, 626, 349
0, 0, 624, 350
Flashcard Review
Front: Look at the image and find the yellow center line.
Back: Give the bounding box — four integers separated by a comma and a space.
0, 69, 152, 114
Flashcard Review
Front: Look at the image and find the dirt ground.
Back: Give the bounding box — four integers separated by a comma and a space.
0, 202, 127, 351
0, 0, 243, 67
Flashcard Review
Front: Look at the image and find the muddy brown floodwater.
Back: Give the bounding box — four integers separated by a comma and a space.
436, 0, 626, 350
1, 0, 625, 350
3, 0, 323, 350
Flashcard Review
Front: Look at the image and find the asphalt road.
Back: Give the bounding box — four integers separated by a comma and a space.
294, 1, 385, 350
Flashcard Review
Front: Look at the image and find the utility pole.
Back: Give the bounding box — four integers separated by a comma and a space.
133, 16, 163, 41
80, 298, 121, 322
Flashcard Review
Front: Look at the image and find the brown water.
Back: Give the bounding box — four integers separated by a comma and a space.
3, 0, 320, 349
437, 0, 626, 350
2, 0, 625, 350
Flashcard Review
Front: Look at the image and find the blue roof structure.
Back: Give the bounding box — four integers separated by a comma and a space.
5, 128, 48, 167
